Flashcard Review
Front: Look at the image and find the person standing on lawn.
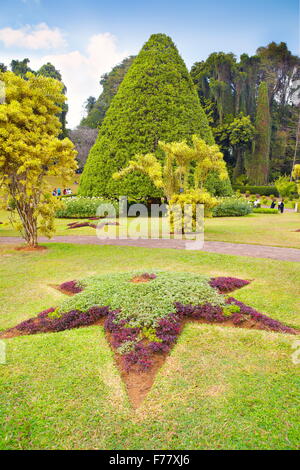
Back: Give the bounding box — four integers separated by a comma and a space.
270, 200, 276, 209
278, 200, 285, 213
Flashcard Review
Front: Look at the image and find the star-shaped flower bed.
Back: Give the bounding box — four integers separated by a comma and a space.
2, 271, 298, 407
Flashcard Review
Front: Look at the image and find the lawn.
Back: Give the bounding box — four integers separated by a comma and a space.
1, 209, 300, 249
0, 324, 299, 450
0, 243, 299, 449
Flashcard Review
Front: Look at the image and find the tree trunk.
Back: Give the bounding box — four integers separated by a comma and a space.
233, 148, 244, 180
16, 202, 38, 247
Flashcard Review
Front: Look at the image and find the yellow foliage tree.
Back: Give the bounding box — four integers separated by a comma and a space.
292, 164, 300, 195
113, 135, 228, 200
113, 136, 227, 231
0, 71, 77, 247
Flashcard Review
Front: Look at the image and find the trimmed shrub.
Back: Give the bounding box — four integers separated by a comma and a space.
79, 34, 214, 199
204, 171, 233, 197
232, 185, 279, 197
212, 198, 253, 217
253, 208, 279, 214
56, 196, 119, 218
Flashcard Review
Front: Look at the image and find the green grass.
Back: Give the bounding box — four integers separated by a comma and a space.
1, 209, 299, 248
0, 243, 299, 449
204, 212, 300, 248
0, 243, 299, 330
1, 324, 299, 449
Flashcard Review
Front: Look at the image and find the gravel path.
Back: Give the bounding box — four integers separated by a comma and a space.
1, 236, 300, 262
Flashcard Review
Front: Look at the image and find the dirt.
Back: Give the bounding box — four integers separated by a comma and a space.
14, 245, 47, 252
130, 277, 151, 283
49, 284, 76, 296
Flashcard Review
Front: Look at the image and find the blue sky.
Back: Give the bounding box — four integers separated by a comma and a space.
0, 0, 299, 127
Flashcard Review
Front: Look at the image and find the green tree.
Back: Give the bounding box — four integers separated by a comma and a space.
0, 71, 77, 247
81, 56, 135, 128
79, 34, 214, 199
37, 62, 68, 138
10, 58, 33, 77
113, 136, 227, 200
246, 82, 271, 184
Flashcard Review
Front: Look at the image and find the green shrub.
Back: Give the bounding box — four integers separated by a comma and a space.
56, 196, 119, 218
253, 208, 279, 214
212, 198, 253, 217
204, 172, 233, 197
58, 271, 225, 327
232, 184, 279, 197
274, 176, 297, 198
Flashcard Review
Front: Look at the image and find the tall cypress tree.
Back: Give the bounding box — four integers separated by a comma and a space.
79, 33, 214, 199
246, 82, 271, 184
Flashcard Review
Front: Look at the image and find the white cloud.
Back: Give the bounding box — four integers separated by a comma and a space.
0, 23, 66, 50
34, 33, 129, 128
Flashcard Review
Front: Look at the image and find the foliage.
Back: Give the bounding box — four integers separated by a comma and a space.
80, 56, 136, 128
253, 208, 279, 214
292, 164, 300, 180
274, 175, 297, 197
9, 59, 68, 137
232, 184, 279, 196
10, 58, 33, 77
169, 189, 218, 221
246, 82, 271, 184
58, 271, 225, 327
213, 114, 255, 179
55, 196, 118, 218
292, 164, 300, 195
10, 271, 295, 373
113, 135, 228, 201
59, 280, 83, 294
209, 277, 250, 293
191, 42, 300, 181
0, 71, 77, 246
204, 171, 233, 196
79, 34, 214, 199
212, 198, 253, 217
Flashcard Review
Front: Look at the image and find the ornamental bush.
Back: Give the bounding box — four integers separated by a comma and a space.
232, 185, 279, 197
11, 271, 296, 370
212, 198, 253, 217
79, 34, 214, 199
253, 208, 279, 214
55, 196, 119, 218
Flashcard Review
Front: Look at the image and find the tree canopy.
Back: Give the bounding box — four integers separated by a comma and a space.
79, 33, 215, 199
0, 71, 77, 246
191, 42, 300, 182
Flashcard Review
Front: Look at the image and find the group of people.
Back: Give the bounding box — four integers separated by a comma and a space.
253, 198, 285, 213
52, 188, 72, 197
271, 199, 285, 213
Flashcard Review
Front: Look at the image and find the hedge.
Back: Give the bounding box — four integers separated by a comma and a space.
56, 197, 119, 218
253, 208, 279, 214
233, 185, 279, 197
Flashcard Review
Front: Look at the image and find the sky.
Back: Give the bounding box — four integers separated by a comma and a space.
0, 0, 299, 128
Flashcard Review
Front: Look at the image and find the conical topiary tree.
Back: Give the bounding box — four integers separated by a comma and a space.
79, 33, 214, 199
246, 81, 271, 184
